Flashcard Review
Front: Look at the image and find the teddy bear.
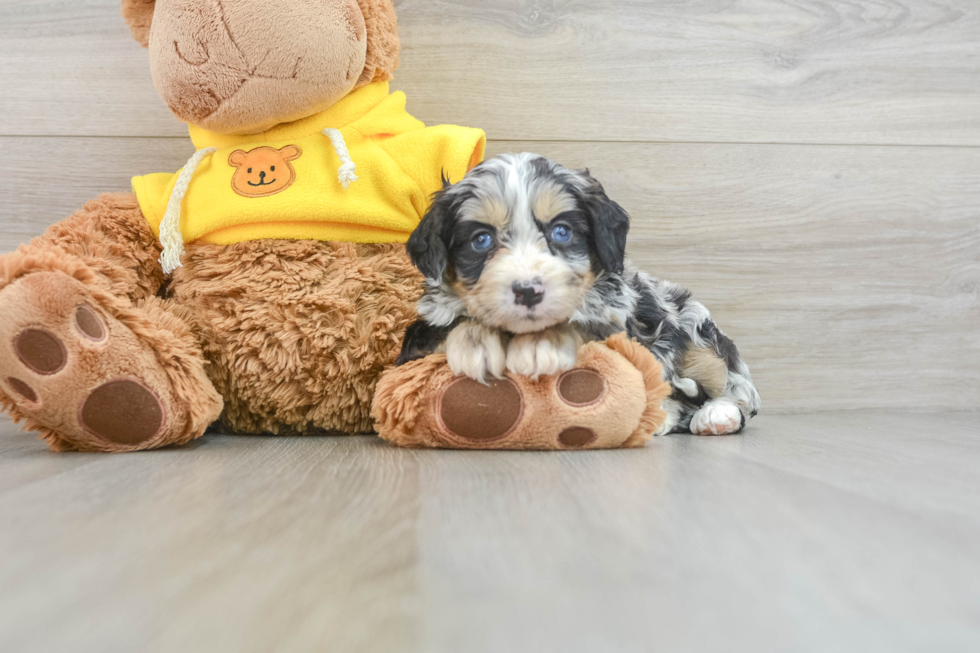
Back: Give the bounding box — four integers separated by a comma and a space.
0, 0, 486, 452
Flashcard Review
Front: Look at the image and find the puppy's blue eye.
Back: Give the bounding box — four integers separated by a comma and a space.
472, 232, 494, 252
551, 224, 573, 244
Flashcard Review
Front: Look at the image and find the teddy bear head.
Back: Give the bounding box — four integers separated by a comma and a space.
121, 0, 400, 135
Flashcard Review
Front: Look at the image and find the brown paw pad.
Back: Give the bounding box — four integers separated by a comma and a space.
558, 369, 606, 406
80, 379, 165, 445
75, 305, 106, 342
6, 377, 38, 404
440, 377, 524, 442
558, 426, 597, 448
14, 329, 67, 375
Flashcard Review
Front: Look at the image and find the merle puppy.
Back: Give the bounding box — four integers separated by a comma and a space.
397, 153, 760, 435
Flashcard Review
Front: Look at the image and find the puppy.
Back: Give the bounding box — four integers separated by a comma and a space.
397, 153, 761, 435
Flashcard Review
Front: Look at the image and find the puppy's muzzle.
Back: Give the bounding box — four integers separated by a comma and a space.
512, 280, 545, 308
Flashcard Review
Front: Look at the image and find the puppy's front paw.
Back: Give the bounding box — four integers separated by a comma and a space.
506, 330, 579, 380
446, 322, 506, 384
691, 398, 744, 436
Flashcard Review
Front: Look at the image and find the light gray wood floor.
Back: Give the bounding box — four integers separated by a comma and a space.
1, 414, 978, 653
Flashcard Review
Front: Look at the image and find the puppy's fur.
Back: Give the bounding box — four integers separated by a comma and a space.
398, 153, 761, 435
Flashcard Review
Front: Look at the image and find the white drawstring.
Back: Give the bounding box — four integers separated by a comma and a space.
322, 128, 358, 188
158, 147, 216, 275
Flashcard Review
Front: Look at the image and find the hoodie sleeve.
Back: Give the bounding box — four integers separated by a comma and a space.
131, 172, 178, 237
379, 124, 486, 211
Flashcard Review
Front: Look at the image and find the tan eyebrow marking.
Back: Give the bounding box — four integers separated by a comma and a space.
533, 183, 577, 223
459, 196, 510, 229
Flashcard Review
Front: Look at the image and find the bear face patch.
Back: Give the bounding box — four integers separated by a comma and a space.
229, 145, 302, 198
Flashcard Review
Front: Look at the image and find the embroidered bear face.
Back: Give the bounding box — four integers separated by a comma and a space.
229, 146, 303, 198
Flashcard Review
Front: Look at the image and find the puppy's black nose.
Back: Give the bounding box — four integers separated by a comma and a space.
512, 281, 545, 308
259, 170, 266, 179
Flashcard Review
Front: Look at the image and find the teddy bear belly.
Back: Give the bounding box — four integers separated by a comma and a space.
169, 238, 424, 435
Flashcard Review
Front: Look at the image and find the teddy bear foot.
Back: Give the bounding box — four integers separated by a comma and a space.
373, 334, 675, 450
0, 271, 220, 452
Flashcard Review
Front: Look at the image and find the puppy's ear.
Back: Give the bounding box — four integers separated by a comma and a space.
579, 170, 630, 275
407, 189, 454, 282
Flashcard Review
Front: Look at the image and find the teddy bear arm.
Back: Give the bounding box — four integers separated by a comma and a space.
20, 192, 166, 303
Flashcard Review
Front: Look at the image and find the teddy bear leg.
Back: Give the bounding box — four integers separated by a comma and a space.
0, 194, 223, 452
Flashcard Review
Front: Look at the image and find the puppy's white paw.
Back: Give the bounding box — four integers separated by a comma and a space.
446, 323, 506, 384
506, 330, 578, 380
690, 398, 743, 436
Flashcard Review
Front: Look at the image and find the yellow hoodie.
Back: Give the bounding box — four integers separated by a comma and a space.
132, 81, 486, 270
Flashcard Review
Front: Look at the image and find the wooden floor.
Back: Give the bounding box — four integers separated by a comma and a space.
1, 413, 979, 652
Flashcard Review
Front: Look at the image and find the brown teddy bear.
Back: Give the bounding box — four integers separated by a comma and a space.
0, 0, 486, 452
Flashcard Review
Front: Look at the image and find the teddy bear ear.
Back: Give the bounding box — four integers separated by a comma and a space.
121, 0, 156, 48
355, 0, 401, 88
229, 150, 247, 167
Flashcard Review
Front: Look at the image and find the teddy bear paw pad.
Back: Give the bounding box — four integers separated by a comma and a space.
14, 329, 67, 375
75, 305, 106, 341
558, 426, 597, 448
81, 379, 165, 445
557, 369, 606, 406
439, 377, 524, 443
6, 377, 39, 404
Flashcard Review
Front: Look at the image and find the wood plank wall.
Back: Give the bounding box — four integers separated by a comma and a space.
0, 0, 977, 412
